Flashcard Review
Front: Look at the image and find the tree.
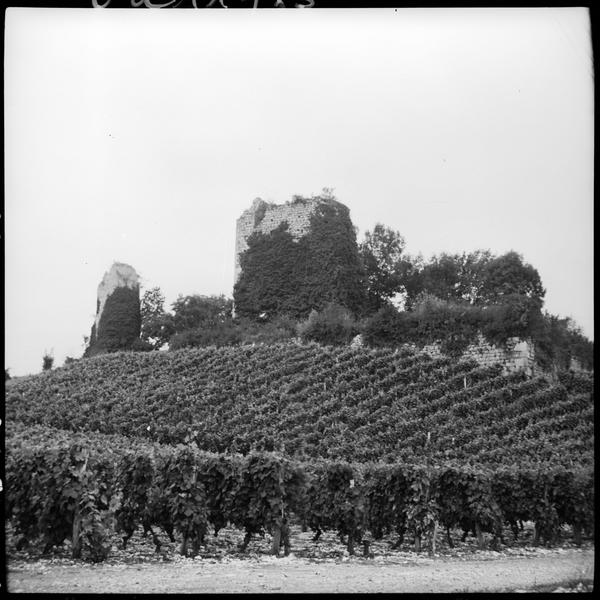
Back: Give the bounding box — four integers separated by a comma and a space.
454, 250, 493, 303
140, 287, 172, 350
170, 294, 233, 332
478, 251, 545, 306
406, 250, 544, 309
141, 286, 166, 324
5, 368, 11, 381
399, 253, 426, 310
413, 254, 461, 304
359, 224, 411, 311
141, 292, 235, 350
414, 251, 493, 306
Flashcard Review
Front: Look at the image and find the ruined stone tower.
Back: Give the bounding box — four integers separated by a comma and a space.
233, 193, 368, 319
234, 196, 329, 283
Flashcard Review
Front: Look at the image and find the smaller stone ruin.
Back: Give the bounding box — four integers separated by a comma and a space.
84, 262, 141, 357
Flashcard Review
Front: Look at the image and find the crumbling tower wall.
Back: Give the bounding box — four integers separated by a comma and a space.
234, 197, 324, 283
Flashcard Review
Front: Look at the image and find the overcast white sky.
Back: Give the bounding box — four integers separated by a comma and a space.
4, 7, 593, 376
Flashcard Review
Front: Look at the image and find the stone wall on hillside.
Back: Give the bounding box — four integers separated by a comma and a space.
353, 332, 537, 376
411, 333, 537, 375
234, 197, 324, 283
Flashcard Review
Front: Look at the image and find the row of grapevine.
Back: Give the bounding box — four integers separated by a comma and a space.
5, 343, 594, 466
6, 434, 594, 562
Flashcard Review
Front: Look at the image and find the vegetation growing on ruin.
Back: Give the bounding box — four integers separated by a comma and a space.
85, 287, 144, 357
233, 196, 367, 320
363, 293, 541, 357
362, 298, 593, 371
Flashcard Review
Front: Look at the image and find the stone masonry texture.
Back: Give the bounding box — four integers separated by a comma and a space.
94, 262, 140, 334
415, 333, 536, 376
354, 332, 537, 376
234, 197, 326, 283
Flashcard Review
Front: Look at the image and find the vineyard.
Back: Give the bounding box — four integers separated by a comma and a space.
5, 342, 595, 563
5, 343, 594, 464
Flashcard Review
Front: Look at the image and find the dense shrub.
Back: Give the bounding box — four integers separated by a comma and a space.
129, 338, 154, 352
412, 295, 481, 357
169, 322, 242, 349
363, 294, 543, 357
363, 294, 592, 373
42, 353, 54, 371
167, 316, 298, 350
361, 304, 414, 347
297, 303, 359, 345
478, 294, 541, 346
532, 313, 594, 372
170, 295, 233, 332
235, 316, 297, 345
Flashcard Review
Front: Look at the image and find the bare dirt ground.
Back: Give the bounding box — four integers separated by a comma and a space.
5, 524, 594, 594
7, 548, 595, 593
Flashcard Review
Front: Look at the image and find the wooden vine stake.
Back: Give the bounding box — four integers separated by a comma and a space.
180, 462, 198, 557
430, 520, 439, 555
71, 450, 89, 559
347, 527, 356, 556
475, 522, 485, 549
573, 523, 582, 546
270, 525, 282, 556
270, 481, 284, 557
270, 518, 291, 556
